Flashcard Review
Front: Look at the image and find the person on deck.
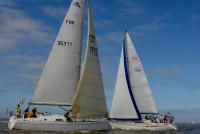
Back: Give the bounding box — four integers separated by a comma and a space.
27, 107, 37, 118
15, 104, 22, 118
164, 114, 169, 123
32, 107, 37, 118
145, 115, 149, 120
24, 107, 29, 118
64, 110, 73, 122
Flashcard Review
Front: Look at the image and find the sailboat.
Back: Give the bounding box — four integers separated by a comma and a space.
8, 0, 111, 132
109, 31, 177, 131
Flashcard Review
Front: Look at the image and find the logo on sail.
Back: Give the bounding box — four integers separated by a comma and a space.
66, 20, 75, 25
135, 67, 142, 72
73, 2, 81, 8
132, 56, 138, 61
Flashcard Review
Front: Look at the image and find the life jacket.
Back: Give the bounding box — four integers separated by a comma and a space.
28, 112, 33, 118
16, 107, 21, 113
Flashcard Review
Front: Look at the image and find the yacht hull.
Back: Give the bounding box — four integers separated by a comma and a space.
8, 115, 111, 132
110, 121, 177, 131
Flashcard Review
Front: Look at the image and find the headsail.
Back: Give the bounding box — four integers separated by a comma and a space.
71, 0, 108, 118
30, 0, 85, 106
110, 44, 139, 120
125, 32, 158, 114
110, 31, 158, 120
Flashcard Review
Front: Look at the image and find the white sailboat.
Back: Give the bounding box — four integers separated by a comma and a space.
8, 0, 111, 132
109, 31, 177, 131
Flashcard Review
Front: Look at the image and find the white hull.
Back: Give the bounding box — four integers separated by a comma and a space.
110, 121, 177, 131
8, 115, 111, 132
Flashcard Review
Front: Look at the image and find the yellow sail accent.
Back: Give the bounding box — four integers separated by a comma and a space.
71, 0, 108, 119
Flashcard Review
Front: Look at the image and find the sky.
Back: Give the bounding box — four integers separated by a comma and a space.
0, 0, 200, 123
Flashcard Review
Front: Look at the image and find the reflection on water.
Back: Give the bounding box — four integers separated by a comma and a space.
1, 118, 200, 134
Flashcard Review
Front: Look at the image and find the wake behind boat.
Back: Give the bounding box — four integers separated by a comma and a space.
109, 31, 177, 131
8, 0, 111, 132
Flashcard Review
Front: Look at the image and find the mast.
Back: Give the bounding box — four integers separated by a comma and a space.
71, 0, 108, 118
30, 0, 85, 106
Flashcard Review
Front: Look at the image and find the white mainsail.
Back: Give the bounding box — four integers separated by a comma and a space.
71, 0, 108, 118
110, 46, 139, 119
125, 32, 158, 114
30, 0, 85, 106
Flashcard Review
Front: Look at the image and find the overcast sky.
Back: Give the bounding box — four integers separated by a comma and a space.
0, 0, 200, 123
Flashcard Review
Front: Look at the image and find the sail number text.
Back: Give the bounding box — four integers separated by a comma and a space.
57, 41, 72, 47
90, 47, 98, 56
89, 34, 96, 43
66, 20, 75, 25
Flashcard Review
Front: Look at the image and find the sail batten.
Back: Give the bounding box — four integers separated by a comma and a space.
71, 0, 108, 119
30, 0, 85, 106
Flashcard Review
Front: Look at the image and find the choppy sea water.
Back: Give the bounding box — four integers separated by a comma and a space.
0, 118, 200, 134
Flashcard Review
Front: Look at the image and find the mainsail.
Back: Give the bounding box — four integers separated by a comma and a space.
110, 31, 157, 120
30, 0, 85, 106
71, 0, 108, 118
125, 32, 158, 114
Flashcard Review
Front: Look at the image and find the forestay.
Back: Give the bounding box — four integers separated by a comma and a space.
71, 1, 108, 118
30, 0, 85, 106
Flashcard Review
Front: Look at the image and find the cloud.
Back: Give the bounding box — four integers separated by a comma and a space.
169, 76, 200, 91
89, 0, 110, 16
153, 13, 171, 21
0, 69, 39, 94
190, 14, 200, 23
41, 6, 66, 18
97, 31, 123, 46
0, 1, 65, 96
133, 21, 173, 37
24, 62, 44, 70
148, 66, 200, 91
129, 13, 174, 37
0, 53, 45, 70
0, 6, 55, 52
117, 0, 145, 16
149, 67, 185, 76
18, 73, 40, 81
94, 20, 116, 31
0, 0, 16, 7
0, 53, 44, 95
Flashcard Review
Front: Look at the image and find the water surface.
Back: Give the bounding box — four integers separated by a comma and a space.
1, 118, 200, 134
